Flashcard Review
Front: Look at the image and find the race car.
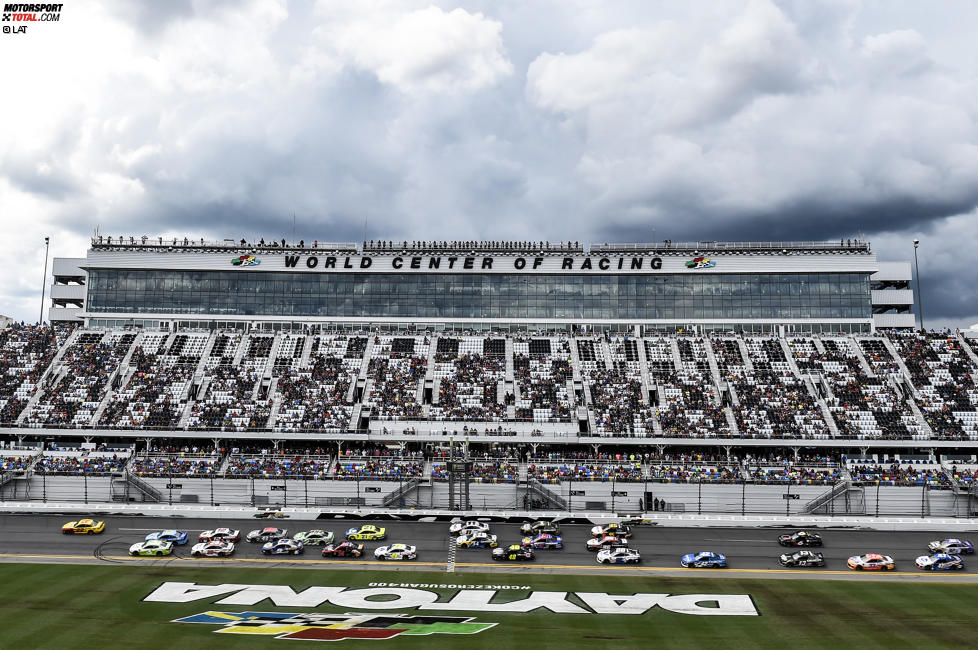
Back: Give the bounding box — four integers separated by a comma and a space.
449, 520, 490, 536
597, 548, 641, 564
492, 544, 535, 561
915, 553, 964, 571
261, 539, 304, 555
374, 544, 418, 561
590, 523, 632, 538
586, 535, 629, 552
321, 542, 364, 558
778, 550, 826, 567
521, 533, 564, 550
191, 540, 235, 557
198, 527, 240, 543
62, 519, 106, 535
345, 525, 387, 541
778, 531, 823, 547
246, 527, 289, 543
292, 530, 334, 546
519, 520, 561, 536
927, 539, 974, 555
681, 551, 728, 568
456, 532, 498, 549
621, 518, 658, 526
847, 553, 895, 571
129, 539, 174, 557
254, 511, 289, 519
144, 529, 189, 545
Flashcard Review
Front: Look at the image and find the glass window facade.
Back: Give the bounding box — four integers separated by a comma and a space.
86, 270, 872, 321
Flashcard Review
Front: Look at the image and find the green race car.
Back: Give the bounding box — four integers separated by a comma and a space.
293, 530, 335, 546
129, 539, 174, 557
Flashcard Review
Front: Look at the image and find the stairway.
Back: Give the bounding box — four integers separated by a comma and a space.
724, 407, 739, 436
736, 338, 754, 371
779, 339, 803, 377
847, 337, 876, 377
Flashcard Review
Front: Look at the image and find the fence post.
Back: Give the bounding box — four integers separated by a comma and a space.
741, 480, 745, 516
210, 477, 214, 506
697, 479, 702, 515
611, 476, 616, 513
786, 483, 791, 518
304, 479, 308, 509
168, 472, 173, 505
43, 472, 47, 503
283, 480, 288, 508
921, 483, 926, 518
84, 474, 88, 505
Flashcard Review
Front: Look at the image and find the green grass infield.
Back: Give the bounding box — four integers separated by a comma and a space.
0, 563, 976, 648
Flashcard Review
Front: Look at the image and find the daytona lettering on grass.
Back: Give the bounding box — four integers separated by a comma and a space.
145, 582, 760, 616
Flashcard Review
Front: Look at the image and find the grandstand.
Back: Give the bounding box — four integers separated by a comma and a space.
3, 237, 977, 515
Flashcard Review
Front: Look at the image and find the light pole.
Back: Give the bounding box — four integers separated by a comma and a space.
913, 239, 924, 330
39, 236, 50, 324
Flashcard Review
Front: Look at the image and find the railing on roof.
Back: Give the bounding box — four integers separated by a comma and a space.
361, 240, 585, 254
590, 241, 871, 253
89, 237, 358, 253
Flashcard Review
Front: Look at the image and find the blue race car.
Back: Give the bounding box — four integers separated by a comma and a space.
915, 553, 964, 571
681, 551, 727, 568
521, 533, 564, 550
145, 529, 189, 545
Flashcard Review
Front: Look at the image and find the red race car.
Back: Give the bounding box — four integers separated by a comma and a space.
322, 541, 365, 558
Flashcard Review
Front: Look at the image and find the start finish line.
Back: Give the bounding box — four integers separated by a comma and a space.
145, 582, 760, 617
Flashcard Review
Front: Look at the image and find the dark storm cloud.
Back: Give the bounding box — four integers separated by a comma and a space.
596, 194, 978, 245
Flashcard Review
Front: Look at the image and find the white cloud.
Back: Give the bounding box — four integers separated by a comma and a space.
313, 1, 512, 94
0, 0, 977, 327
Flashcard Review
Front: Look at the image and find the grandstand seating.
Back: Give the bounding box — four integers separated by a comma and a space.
430, 337, 506, 421
1, 325, 976, 445
889, 331, 978, 440
0, 324, 65, 424
513, 336, 573, 422
653, 337, 730, 437
273, 334, 363, 432
365, 335, 428, 420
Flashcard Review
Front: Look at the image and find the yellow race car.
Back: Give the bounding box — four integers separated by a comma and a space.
62, 519, 106, 535
345, 524, 387, 541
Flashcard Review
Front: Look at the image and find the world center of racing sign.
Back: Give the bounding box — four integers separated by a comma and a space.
147, 581, 759, 641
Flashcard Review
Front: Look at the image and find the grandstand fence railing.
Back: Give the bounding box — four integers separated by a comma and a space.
1, 473, 969, 517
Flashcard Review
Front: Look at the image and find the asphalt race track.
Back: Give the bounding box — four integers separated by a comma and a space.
2, 514, 978, 581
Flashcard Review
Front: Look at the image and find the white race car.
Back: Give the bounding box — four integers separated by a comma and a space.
198, 527, 240, 543
246, 527, 289, 543
191, 540, 235, 557
456, 532, 498, 549
927, 539, 974, 555
586, 535, 628, 552
374, 544, 418, 561
596, 548, 642, 564
449, 520, 490, 536
261, 539, 304, 555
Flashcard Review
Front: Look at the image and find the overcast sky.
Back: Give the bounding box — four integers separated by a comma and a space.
2, 0, 976, 328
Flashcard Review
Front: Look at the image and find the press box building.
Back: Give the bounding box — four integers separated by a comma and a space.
51, 237, 916, 332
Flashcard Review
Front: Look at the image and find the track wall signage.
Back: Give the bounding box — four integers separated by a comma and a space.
145, 581, 760, 617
